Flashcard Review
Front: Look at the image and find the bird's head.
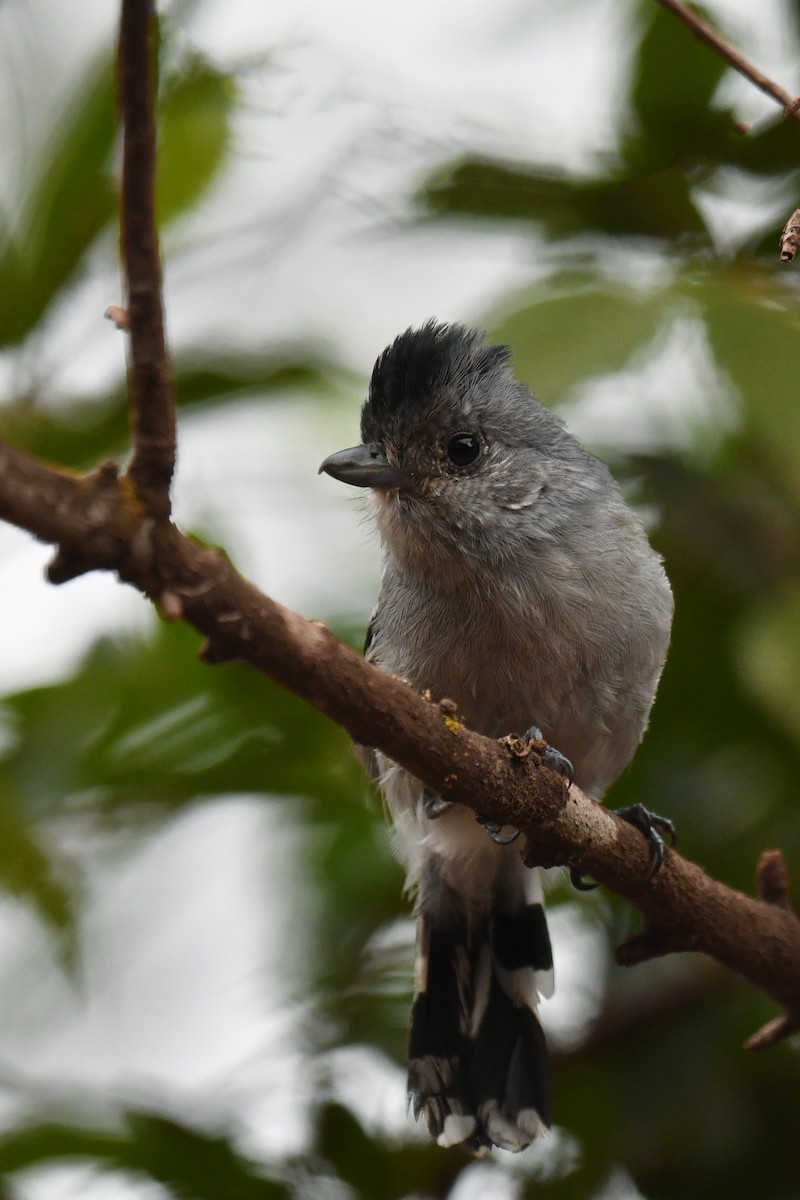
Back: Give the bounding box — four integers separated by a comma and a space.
319, 321, 587, 573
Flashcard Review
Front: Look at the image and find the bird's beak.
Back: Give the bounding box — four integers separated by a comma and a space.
318, 443, 412, 490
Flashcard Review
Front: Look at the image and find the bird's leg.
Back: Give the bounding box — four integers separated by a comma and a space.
522, 725, 574, 785
422, 788, 452, 820
475, 814, 520, 845
477, 725, 574, 846
613, 803, 676, 878
569, 869, 598, 892
423, 785, 521, 843
424, 785, 519, 844
570, 803, 676, 891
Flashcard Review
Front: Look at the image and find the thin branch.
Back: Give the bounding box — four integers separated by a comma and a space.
779, 206, 800, 263
745, 1012, 800, 1051
652, 0, 800, 126
117, 0, 176, 517
1, 437, 800, 1044
653, 0, 800, 264
105, 304, 131, 331
757, 849, 793, 910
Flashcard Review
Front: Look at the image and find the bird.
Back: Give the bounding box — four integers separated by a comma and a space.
319, 320, 673, 1154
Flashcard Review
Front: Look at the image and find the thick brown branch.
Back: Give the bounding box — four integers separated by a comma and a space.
652, 0, 800, 125
1, 439, 800, 1037
117, 0, 176, 517
0, 447, 134, 571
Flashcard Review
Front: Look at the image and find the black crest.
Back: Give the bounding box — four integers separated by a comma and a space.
362, 321, 511, 438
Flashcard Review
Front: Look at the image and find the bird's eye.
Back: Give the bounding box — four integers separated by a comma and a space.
446, 433, 481, 467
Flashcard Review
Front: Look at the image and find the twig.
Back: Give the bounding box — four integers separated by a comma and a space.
745, 1012, 799, 1051
117, 0, 176, 517
757, 849, 793, 910
779, 207, 800, 262
105, 304, 130, 331
652, 0, 800, 126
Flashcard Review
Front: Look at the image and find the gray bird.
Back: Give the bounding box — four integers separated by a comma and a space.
319, 321, 673, 1154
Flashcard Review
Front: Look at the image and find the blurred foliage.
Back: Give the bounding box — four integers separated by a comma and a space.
0, 60, 116, 349
0, 19, 337, 466
0, 42, 235, 349
2, 1, 800, 1199
0, 1112, 289, 1198
423, 5, 800, 256
1, 356, 332, 472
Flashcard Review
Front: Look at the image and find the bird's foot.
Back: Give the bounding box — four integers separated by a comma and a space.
570, 803, 676, 892
615, 803, 676, 879
477, 727, 573, 847
422, 789, 452, 820
424, 787, 520, 845
475, 814, 520, 845
522, 725, 574, 785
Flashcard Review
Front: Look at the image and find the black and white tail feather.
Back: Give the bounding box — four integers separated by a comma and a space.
371, 755, 554, 1154
409, 864, 553, 1154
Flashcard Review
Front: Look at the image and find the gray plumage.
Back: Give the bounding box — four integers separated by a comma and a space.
320, 320, 673, 1154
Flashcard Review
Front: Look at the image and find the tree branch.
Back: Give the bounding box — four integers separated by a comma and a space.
652, 0, 800, 126
117, 0, 176, 516
779, 206, 800, 263
1, 437, 800, 1045
652, 0, 800, 262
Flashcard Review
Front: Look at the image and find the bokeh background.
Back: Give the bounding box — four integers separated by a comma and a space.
1, 0, 800, 1196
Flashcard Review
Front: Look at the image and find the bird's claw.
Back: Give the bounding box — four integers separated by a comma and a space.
476, 815, 520, 845
422, 790, 452, 820
476, 727, 573, 848
570, 804, 675, 891
570, 869, 598, 892
424, 789, 520, 845
614, 803, 676, 879
522, 725, 574, 786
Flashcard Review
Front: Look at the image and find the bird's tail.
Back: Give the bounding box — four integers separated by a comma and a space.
407, 867, 554, 1154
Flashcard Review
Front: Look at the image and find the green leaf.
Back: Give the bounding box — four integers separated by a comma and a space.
156, 56, 236, 226
0, 1123, 131, 1176
125, 1112, 288, 1199
422, 157, 709, 240
0, 1112, 288, 1198
723, 117, 800, 177
315, 1103, 468, 1200
422, 3, 759, 244
736, 589, 800, 748
0, 615, 404, 1019
0, 58, 116, 348
489, 281, 666, 406
2, 356, 333, 470
625, 2, 732, 174
0, 38, 237, 351
696, 263, 800, 470
0, 797, 76, 950
0, 621, 361, 817
317, 1103, 391, 1198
